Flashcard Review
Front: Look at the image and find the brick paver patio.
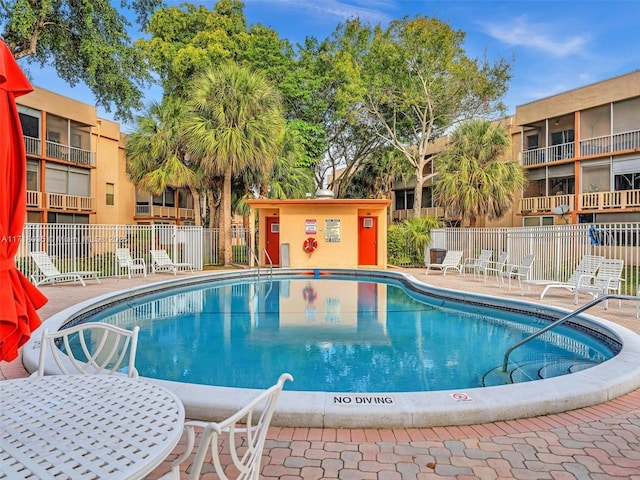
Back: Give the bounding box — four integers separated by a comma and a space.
2, 268, 639, 479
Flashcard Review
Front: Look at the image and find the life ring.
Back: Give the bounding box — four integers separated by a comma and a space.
589, 225, 600, 246
303, 237, 318, 253
302, 286, 317, 303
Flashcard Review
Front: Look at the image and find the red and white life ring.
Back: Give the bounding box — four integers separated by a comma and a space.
303, 237, 318, 253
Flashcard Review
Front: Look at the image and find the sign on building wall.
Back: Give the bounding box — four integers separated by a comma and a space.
325, 219, 341, 242
305, 219, 317, 235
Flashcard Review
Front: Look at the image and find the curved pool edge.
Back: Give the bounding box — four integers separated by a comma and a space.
23, 268, 640, 428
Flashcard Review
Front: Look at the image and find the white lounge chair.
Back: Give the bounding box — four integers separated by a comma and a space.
531, 255, 604, 300
116, 247, 146, 279
462, 249, 493, 277
499, 254, 535, 291
483, 251, 509, 284
34, 323, 139, 378
30, 251, 100, 287
150, 249, 194, 275
574, 258, 625, 309
425, 250, 464, 276
163, 373, 293, 480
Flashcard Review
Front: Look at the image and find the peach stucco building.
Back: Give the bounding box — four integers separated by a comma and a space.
245, 198, 391, 269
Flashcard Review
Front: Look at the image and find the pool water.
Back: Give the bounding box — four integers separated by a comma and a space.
87, 276, 615, 393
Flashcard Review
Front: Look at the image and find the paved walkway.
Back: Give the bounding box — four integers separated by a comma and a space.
2, 268, 639, 479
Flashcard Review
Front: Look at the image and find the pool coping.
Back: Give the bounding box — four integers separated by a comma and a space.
23, 269, 640, 428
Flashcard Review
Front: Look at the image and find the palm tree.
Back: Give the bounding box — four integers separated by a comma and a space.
184, 62, 285, 264
434, 120, 526, 227
125, 96, 203, 225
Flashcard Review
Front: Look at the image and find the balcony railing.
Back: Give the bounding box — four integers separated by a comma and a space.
135, 205, 176, 218
46, 193, 94, 211
523, 128, 640, 167
518, 189, 640, 214
522, 142, 574, 166
580, 189, 640, 210
580, 129, 640, 157
45, 141, 95, 166
392, 207, 445, 221
24, 136, 41, 156
179, 208, 195, 219
26, 190, 42, 208
519, 194, 575, 214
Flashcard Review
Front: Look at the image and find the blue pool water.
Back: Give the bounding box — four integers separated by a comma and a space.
84, 275, 615, 393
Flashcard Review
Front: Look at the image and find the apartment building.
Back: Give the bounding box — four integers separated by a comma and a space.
516, 70, 640, 226
390, 71, 640, 227
17, 87, 195, 225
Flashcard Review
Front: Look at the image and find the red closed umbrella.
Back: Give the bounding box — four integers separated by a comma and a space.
0, 41, 47, 362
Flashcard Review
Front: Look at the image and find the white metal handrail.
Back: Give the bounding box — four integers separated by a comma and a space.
502, 293, 638, 372
263, 249, 273, 277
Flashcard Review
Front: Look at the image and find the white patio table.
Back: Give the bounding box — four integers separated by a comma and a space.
0, 374, 185, 479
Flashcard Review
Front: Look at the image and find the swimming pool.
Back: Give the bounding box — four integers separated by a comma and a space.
24, 269, 640, 428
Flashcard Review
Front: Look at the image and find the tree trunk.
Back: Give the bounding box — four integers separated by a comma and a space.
222, 165, 233, 265
189, 186, 202, 226
412, 170, 423, 217
207, 190, 216, 229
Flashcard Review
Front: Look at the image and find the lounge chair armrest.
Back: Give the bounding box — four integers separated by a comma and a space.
576, 273, 595, 287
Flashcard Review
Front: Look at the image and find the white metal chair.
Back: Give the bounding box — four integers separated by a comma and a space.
116, 247, 147, 279
29, 251, 100, 287
574, 259, 625, 309
425, 250, 464, 276
150, 249, 194, 275
532, 255, 604, 300
163, 373, 293, 480
462, 249, 492, 277
34, 323, 140, 378
483, 251, 509, 284
499, 254, 535, 291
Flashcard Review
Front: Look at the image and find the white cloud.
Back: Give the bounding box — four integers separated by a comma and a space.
242, 0, 392, 23
482, 15, 588, 58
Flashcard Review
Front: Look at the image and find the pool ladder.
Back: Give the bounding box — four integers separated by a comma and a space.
249, 248, 272, 278
502, 293, 639, 372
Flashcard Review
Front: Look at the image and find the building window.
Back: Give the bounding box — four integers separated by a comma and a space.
26, 160, 39, 191
614, 172, 640, 190
45, 164, 90, 196
394, 190, 414, 210
523, 216, 554, 227
106, 183, 115, 205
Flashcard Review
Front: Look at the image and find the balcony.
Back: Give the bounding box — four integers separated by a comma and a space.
580, 129, 640, 157
179, 208, 195, 220
518, 189, 640, 214
46, 193, 94, 211
580, 189, 640, 210
135, 205, 177, 218
519, 194, 575, 214
522, 128, 640, 167
522, 142, 574, 167
26, 190, 42, 208
392, 207, 445, 221
46, 141, 95, 166
24, 136, 42, 156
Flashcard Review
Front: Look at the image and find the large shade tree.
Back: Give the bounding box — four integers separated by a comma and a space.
184, 62, 285, 265
2, 0, 161, 120
125, 96, 203, 225
349, 16, 511, 216
434, 119, 526, 227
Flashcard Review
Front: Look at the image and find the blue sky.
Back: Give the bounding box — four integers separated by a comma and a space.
20, 0, 640, 127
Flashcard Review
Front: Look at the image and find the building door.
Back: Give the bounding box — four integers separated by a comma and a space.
265, 217, 280, 265
358, 216, 377, 265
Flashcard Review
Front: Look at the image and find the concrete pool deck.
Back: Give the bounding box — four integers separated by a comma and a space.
2, 267, 640, 479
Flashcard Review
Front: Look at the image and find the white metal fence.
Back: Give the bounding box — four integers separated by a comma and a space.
429, 223, 640, 294
15, 222, 640, 295
15, 224, 254, 281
